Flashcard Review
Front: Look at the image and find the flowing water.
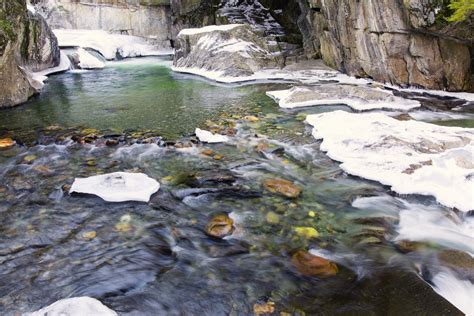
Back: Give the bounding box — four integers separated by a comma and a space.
0, 57, 472, 315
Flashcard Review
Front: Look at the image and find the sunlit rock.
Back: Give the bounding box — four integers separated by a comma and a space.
25, 297, 117, 316
70, 172, 160, 202
195, 128, 229, 143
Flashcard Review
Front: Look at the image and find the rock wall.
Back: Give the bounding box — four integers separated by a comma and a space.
296, 0, 473, 92
0, 0, 60, 107
32, 0, 172, 48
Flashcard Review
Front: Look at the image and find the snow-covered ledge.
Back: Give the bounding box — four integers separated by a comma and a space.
306, 110, 474, 212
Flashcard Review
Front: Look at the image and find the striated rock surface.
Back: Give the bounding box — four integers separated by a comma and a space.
296, 0, 473, 91
173, 24, 280, 80
32, 0, 172, 49
0, 0, 60, 107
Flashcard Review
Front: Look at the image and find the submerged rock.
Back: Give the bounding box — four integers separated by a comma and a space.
69, 172, 160, 202
291, 250, 338, 278
205, 214, 234, 238
0, 138, 15, 150
195, 128, 229, 143
25, 297, 117, 316
263, 178, 301, 198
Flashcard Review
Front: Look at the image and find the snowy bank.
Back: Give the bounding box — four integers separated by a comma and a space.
74, 48, 105, 69
25, 297, 117, 316
70, 172, 160, 202
28, 50, 71, 88
54, 29, 172, 60
307, 111, 474, 212
267, 85, 421, 111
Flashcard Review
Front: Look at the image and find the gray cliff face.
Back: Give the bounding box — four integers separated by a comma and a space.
0, 0, 60, 108
296, 0, 473, 91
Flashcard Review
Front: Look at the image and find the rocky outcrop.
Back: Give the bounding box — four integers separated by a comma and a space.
0, 0, 60, 107
173, 24, 280, 80
296, 0, 473, 92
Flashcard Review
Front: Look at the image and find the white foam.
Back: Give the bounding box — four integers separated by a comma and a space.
70, 172, 160, 202
54, 29, 172, 60
76, 48, 105, 69
178, 24, 243, 36
432, 269, 474, 316
396, 206, 474, 254
25, 297, 117, 316
195, 128, 229, 143
353, 195, 474, 254
266, 86, 421, 111
307, 111, 474, 212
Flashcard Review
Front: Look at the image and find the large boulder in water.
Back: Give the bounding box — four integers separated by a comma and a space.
172, 24, 281, 82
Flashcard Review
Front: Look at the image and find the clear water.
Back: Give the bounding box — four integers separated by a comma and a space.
0, 58, 470, 315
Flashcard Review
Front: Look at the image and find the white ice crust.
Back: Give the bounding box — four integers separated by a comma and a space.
195, 128, 229, 143
25, 297, 117, 316
266, 86, 421, 111
54, 29, 172, 60
178, 24, 243, 36
70, 172, 160, 202
307, 111, 474, 212
76, 48, 105, 69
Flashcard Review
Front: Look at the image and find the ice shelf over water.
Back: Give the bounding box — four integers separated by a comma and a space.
25, 297, 117, 316
75, 48, 105, 69
307, 111, 474, 212
195, 128, 229, 143
266, 85, 421, 111
70, 172, 160, 202
54, 29, 172, 60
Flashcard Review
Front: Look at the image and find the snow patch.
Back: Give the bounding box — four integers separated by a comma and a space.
70, 172, 160, 202
307, 111, 474, 212
25, 297, 117, 316
54, 29, 173, 60
178, 24, 243, 36
76, 48, 105, 69
267, 85, 421, 111
195, 128, 229, 143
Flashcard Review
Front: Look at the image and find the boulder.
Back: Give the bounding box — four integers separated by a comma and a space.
291, 250, 338, 277
263, 178, 301, 198
173, 24, 280, 81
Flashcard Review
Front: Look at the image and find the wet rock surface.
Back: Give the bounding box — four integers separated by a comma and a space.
0, 0, 60, 107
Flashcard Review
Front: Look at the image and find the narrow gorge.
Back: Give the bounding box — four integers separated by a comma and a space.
0, 0, 473, 315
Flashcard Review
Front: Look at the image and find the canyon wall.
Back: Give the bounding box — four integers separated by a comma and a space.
0, 0, 60, 107
31, 0, 172, 47
295, 0, 473, 91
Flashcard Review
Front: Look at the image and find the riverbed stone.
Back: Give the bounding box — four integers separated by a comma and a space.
0, 138, 15, 150
291, 250, 338, 277
205, 214, 234, 238
263, 178, 301, 198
